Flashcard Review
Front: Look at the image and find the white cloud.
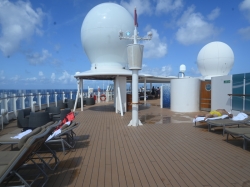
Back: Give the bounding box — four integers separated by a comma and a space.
207, 7, 220, 21
143, 28, 167, 58
120, 0, 152, 16
10, 75, 20, 81
54, 44, 61, 52
51, 73, 56, 83
155, 0, 184, 15
58, 71, 75, 84
0, 0, 44, 56
239, 0, 250, 11
238, 26, 250, 39
176, 6, 219, 45
25, 77, 37, 81
0, 70, 5, 80
141, 65, 172, 76
26, 49, 52, 65
39, 71, 44, 76
239, 0, 250, 22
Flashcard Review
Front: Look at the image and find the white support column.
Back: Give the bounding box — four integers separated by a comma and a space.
144, 78, 147, 105
80, 79, 84, 111
117, 81, 124, 116
128, 70, 142, 126
160, 85, 163, 108
97, 87, 100, 103
74, 79, 80, 112
70, 91, 73, 99
106, 90, 109, 102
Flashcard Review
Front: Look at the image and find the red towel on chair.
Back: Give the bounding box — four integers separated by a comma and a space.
54, 112, 75, 131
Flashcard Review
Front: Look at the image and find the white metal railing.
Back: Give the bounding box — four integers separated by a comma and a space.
0, 90, 114, 128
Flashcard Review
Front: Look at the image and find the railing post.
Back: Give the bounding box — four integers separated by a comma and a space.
30, 93, 36, 112
38, 93, 42, 111
55, 92, 58, 107
63, 92, 65, 103
70, 91, 72, 99
21, 93, 26, 109
3, 94, 9, 123
13, 94, 18, 118
46, 92, 50, 107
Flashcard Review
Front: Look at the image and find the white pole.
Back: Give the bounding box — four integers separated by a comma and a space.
144, 78, 146, 105
81, 79, 84, 111
132, 70, 138, 125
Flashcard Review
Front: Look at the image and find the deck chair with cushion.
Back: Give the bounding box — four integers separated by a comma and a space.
224, 127, 250, 149
207, 113, 250, 136
0, 122, 60, 186
0, 121, 61, 171
46, 122, 80, 155
0, 125, 45, 150
193, 115, 229, 127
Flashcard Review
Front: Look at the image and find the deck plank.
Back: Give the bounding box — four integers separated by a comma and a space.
1, 100, 250, 187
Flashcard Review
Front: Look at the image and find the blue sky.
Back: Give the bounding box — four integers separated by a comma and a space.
0, 0, 250, 89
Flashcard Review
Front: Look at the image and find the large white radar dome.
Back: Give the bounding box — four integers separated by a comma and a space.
81, 3, 134, 71
197, 41, 234, 79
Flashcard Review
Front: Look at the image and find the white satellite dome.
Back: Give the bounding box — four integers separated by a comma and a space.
197, 41, 234, 79
81, 3, 134, 71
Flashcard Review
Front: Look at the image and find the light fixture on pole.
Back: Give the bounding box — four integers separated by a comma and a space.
119, 8, 152, 126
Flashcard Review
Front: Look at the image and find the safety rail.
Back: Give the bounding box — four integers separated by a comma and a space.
0, 90, 114, 128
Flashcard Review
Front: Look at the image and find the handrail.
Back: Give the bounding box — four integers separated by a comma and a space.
228, 94, 250, 97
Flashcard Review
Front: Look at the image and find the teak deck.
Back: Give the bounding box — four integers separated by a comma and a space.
1, 99, 250, 187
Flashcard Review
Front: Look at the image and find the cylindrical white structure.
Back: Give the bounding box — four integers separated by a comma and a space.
171, 78, 200, 112
132, 70, 139, 126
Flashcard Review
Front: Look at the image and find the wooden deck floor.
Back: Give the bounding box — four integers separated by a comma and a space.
1, 100, 250, 187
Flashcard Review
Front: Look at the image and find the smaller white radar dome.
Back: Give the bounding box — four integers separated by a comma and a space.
197, 41, 234, 79
180, 64, 186, 73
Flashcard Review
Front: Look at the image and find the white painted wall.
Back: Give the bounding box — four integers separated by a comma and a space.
211, 75, 232, 113
171, 78, 200, 112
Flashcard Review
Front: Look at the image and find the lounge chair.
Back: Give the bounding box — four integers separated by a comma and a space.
0, 127, 49, 186
52, 108, 71, 122
243, 133, 250, 150
57, 100, 67, 109
207, 115, 250, 136
0, 121, 57, 149
224, 127, 250, 149
17, 108, 31, 128
45, 106, 61, 119
65, 99, 75, 109
28, 111, 52, 130
46, 122, 80, 154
